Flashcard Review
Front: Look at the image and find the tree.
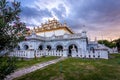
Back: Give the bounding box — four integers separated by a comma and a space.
98, 40, 116, 48
0, 56, 17, 79
0, 0, 28, 55
113, 38, 120, 52
0, 0, 28, 79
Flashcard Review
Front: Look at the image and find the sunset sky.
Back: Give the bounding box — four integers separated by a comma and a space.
9, 0, 120, 40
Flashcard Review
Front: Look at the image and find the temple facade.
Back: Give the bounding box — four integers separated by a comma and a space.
9, 19, 108, 59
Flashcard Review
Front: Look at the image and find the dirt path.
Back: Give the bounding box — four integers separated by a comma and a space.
5, 57, 66, 80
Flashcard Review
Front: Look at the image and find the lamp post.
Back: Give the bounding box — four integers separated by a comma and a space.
59, 62, 62, 73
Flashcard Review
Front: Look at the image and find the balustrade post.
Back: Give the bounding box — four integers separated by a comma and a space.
63, 46, 68, 57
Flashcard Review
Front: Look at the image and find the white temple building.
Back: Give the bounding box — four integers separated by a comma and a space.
9, 19, 108, 59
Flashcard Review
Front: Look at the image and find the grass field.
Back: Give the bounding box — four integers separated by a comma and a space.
16, 56, 58, 69
14, 54, 120, 80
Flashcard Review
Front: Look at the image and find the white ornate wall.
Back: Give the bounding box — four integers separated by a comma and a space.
36, 29, 70, 37
11, 31, 108, 59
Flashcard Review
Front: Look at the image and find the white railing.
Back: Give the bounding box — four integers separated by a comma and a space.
9, 49, 108, 59
9, 50, 65, 58
71, 49, 108, 59
9, 50, 35, 58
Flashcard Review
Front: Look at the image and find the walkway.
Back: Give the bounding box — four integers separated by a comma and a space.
5, 57, 66, 80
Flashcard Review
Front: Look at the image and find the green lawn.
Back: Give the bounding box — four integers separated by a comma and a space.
16, 56, 59, 69
14, 54, 120, 80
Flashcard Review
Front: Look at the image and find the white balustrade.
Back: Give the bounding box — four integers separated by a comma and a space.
9, 49, 108, 59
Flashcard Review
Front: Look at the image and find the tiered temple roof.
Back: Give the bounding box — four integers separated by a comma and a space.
30, 18, 74, 34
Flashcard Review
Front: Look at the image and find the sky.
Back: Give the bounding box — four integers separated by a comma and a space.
9, 0, 120, 40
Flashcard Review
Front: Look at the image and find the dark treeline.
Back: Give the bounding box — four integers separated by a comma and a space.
98, 38, 120, 52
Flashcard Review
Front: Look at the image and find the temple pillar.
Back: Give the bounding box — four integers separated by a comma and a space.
63, 46, 68, 57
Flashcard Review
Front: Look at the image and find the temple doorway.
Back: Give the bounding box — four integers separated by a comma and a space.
68, 44, 78, 57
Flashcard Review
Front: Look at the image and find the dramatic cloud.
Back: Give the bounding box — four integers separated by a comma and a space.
18, 0, 120, 40
20, 6, 52, 26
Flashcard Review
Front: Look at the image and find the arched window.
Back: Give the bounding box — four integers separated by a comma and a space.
17, 46, 20, 50
90, 47, 95, 53
38, 45, 43, 50
24, 45, 29, 50
56, 45, 63, 51
46, 45, 51, 51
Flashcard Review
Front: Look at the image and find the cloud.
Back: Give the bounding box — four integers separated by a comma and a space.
19, 0, 120, 40
19, 0, 70, 26
21, 6, 52, 18
64, 0, 120, 28
20, 6, 52, 26
52, 4, 67, 19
